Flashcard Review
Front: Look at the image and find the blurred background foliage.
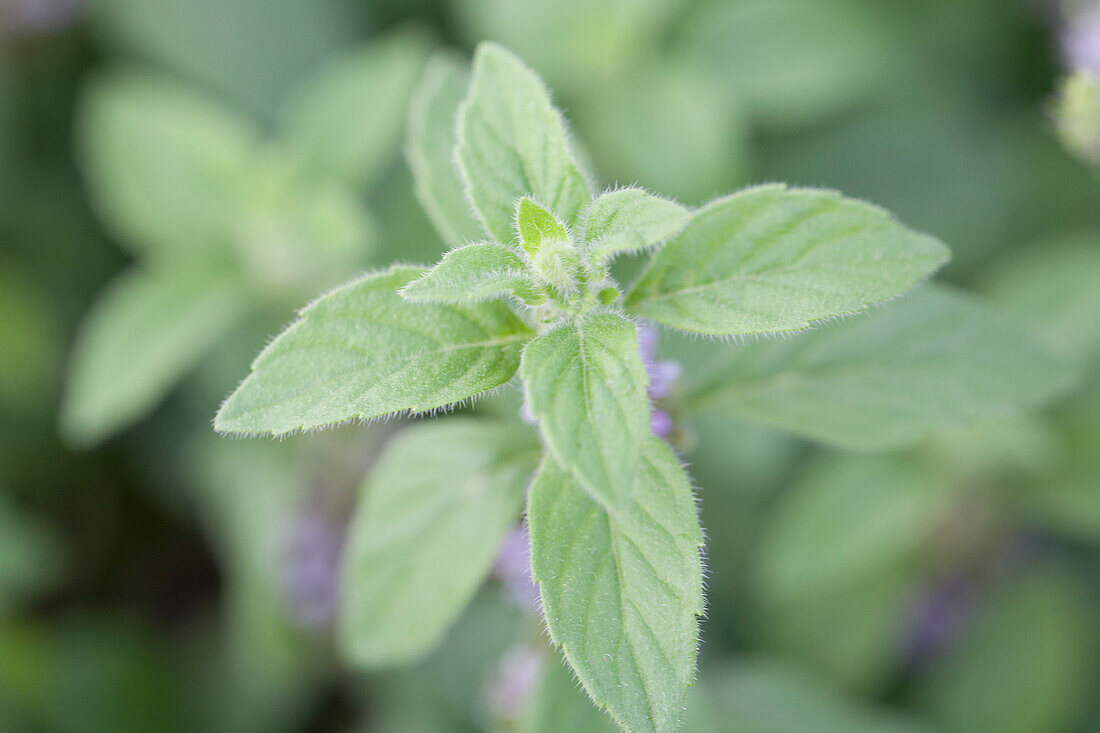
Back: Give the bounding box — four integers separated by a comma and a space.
1, 0, 1099, 731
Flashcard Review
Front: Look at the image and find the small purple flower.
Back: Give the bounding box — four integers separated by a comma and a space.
484, 644, 545, 725
276, 511, 346, 629
492, 525, 541, 611
1064, 2, 1100, 75
638, 322, 682, 435
901, 572, 977, 664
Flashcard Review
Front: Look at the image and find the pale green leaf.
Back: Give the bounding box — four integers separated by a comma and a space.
522, 656, 619, 733
528, 439, 704, 733
982, 233, 1100, 366
0, 490, 64, 615
405, 53, 484, 247
913, 573, 1095, 733
706, 659, 938, 733
625, 185, 949, 336
456, 43, 592, 245
517, 196, 569, 256
62, 262, 246, 446
279, 31, 429, 190
215, 266, 533, 436
520, 313, 650, 509
685, 285, 1076, 450
754, 455, 946, 606
584, 188, 691, 262
339, 418, 539, 666
77, 70, 255, 257
399, 242, 541, 303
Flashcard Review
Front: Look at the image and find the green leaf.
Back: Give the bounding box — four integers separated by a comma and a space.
517, 197, 570, 256
754, 455, 946, 606
685, 285, 1076, 450
522, 656, 619, 733
625, 185, 949, 336
62, 262, 246, 446
0, 490, 64, 616
77, 70, 255, 257
913, 573, 1095, 733
215, 266, 533, 436
339, 418, 538, 666
405, 53, 485, 248
279, 31, 429, 190
583, 188, 691, 262
456, 43, 592, 245
982, 233, 1100, 366
399, 242, 540, 303
528, 439, 704, 733
706, 659, 937, 733
520, 313, 650, 509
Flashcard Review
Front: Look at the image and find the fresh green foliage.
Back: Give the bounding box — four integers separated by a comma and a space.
685, 285, 1076, 449
340, 419, 538, 666
584, 188, 690, 262
625, 185, 949, 336
399, 241, 541, 303
528, 440, 704, 733
215, 266, 531, 436
520, 314, 650, 509
455, 44, 592, 245
212, 41, 1079, 733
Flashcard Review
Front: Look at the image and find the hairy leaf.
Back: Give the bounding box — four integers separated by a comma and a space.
517, 196, 570, 256
625, 185, 949, 335
456, 43, 591, 245
62, 263, 246, 446
400, 242, 540, 303
78, 70, 254, 257
520, 313, 650, 509
215, 266, 532, 436
522, 656, 619, 733
685, 285, 1076, 450
528, 439, 704, 733
279, 31, 429, 189
584, 188, 691, 262
340, 419, 538, 666
405, 53, 484, 247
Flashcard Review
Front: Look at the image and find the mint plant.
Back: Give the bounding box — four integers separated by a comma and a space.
215, 43, 1072, 732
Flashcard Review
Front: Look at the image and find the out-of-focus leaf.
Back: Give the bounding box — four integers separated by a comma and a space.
678, 0, 893, 128
704, 658, 938, 733
0, 491, 64, 616
279, 31, 430, 190
91, 0, 362, 119
626, 186, 948, 336
456, 43, 591, 245
0, 264, 60, 415
232, 152, 376, 298
520, 313, 650, 509
215, 266, 532, 436
686, 286, 1076, 450
982, 233, 1100, 366
62, 262, 247, 446
522, 656, 618, 733
528, 439, 704, 733
77, 70, 255, 257
405, 53, 484, 248
339, 419, 538, 667
574, 63, 748, 205
452, 0, 679, 91
754, 455, 947, 605
913, 573, 1096, 733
